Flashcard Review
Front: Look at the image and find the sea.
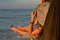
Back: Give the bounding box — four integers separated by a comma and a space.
0, 9, 34, 40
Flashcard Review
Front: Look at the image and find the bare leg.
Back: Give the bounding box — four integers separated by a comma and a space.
28, 23, 34, 36
17, 24, 34, 36
17, 23, 33, 36
18, 10, 36, 36
18, 26, 29, 32
28, 10, 36, 35
10, 10, 36, 36
31, 27, 42, 36
10, 25, 26, 36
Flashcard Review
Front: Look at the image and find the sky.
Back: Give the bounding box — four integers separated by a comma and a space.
0, 0, 40, 9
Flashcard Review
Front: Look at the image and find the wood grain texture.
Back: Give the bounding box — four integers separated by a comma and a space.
36, 0, 59, 40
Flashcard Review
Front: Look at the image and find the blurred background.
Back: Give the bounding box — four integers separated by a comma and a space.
0, 0, 39, 36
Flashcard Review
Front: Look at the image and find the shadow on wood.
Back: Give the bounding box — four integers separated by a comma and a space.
36, 0, 59, 40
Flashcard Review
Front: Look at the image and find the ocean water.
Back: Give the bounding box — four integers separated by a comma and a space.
0, 9, 33, 36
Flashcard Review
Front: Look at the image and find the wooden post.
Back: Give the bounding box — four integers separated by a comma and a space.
36, 0, 59, 40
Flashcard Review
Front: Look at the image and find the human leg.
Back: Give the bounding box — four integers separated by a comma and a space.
18, 26, 29, 32
16, 10, 36, 35
27, 10, 37, 35
10, 25, 26, 36
31, 27, 43, 36
10, 10, 36, 36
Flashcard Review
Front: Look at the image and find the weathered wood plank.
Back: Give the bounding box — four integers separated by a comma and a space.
36, 0, 59, 40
